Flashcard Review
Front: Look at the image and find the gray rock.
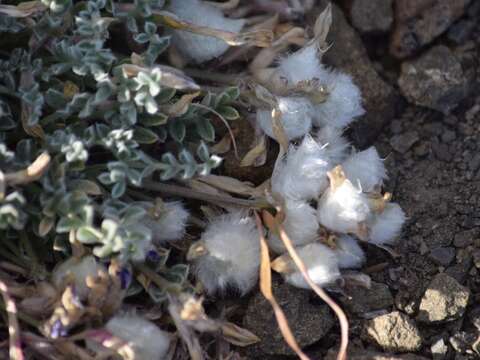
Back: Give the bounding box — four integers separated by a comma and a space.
390, 0, 471, 58
321, 1, 397, 147
363, 311, 423, 352
398, 46, 471, 114
431, 338, 449, 360
429, 247, 456, 267
350, 0, 393, 33
445, 255, 473, 284
243, 281, 334, 356
417, 273, 470, 323
441, 130, 456, 143
449, 331, 476, 354
454, 229, 479, 248
390, 131, 419, 154
472, 249, 480, 269
341, 281, 393, 316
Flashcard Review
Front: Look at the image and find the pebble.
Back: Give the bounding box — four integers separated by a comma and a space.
417, 273, 470, 323
341, 282, 394, 316
431, 338, 449, 360
398, 45, 471, 114
350, 0, 393, 33
363, 311, 422, 352
429, 247, 456, 267
390, 131, 419, 154
390, 0, 471, 58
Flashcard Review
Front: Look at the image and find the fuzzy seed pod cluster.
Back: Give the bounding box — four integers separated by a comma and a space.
185, 6, 405, 296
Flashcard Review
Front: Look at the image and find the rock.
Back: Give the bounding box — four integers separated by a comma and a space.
447, 19, 476, 44
398, 46, 471, 114
431, 338, 449, 360
429, 247, 456, 267
243, 280, 334, 356
454, 229, 479, 248
363, 311, 422, 352
467, 306, 480, 330
341, 282, 393, 316
445, 254, 473, 284
390, 131, 419, 154
417, 273, 470, 323
449, 332, 477, 354
390, 0, 471, 58
350, 0, 393, 33
319, 1, 397, 147
441, 130, 456, 143
432, 143, 453, 162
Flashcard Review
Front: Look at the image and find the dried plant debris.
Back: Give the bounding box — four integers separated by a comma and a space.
0, 0, 407, 359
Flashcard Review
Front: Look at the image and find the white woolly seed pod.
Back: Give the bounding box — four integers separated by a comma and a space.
277, 44, 327, 85
315, 126, 350, 165
166, 0, 245, 63
267, 200, 319, 254
335, 235, 365, 269
274, 243, 341, 289
256, 96, 313, 141
140, 201, 189, 244
52, 255, 104, 300
312, 72, 365, 129
317, 167, 371, 235
271, 135, 330, 201
191, 212, 260, 295
368, 203, 406, 245
105, 314, 170, 360
342, 147, 387, 193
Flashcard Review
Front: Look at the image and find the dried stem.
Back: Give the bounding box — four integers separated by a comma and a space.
254, 212, 310, 360
3, 152, 50, 186
273, 213, 349, 360
0, 280, 24, 360
141, 180, 270, 209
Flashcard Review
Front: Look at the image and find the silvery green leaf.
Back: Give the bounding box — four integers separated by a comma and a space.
134, 33, 150, 44
196, 118, 215, 142
45, 89, 67, 109
111, 180, 126, 198
77, 226, 103, 243
196, 142, 210, 163
168, 120, 185, 142
133, 127, 159, 144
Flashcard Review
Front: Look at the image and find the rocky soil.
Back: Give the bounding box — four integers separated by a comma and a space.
235, 0, 480, 358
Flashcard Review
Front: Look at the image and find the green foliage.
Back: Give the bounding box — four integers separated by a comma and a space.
0, 0, 237, 297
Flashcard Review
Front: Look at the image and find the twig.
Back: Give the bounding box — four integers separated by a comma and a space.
273, 213, 349, 360
253, 212, 310, 360
141, 181, 270, 209
0, 279, 24, 360
3, 152, 50, 186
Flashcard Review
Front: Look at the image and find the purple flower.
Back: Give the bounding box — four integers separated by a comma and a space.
51, 319, 67, 339
118, 268, 132, 289
146, 250, 160, 263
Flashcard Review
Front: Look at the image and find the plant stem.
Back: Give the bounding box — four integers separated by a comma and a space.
141, 180, 270, 209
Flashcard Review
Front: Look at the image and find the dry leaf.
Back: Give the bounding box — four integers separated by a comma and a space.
197, 174, 261, 197
210, 133, 232, 155
313, 3, 332, 49
4, 152, 50, 186
0, 1, 46, 17
0, 280, 24, 360
165, 92, 201, 117
272, 214, 349, 360
204, 0, 240, 10
220, 322, 260, 347
240, 134, 267, 167
254, 212, 310, 360
154, 10, 273, 47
